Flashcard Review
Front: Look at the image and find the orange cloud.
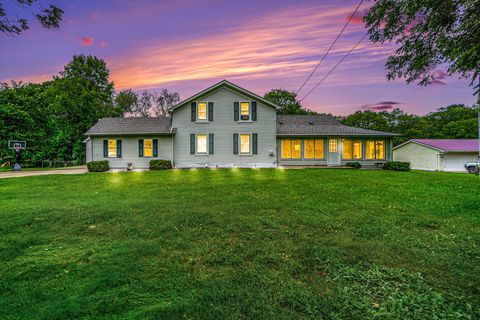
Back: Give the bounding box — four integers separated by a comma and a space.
80, 37, 94, 46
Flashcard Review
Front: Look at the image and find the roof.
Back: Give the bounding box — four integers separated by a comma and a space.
276, 114, 399, 136
170, 80, 280, 112
395, 139, 479, 152
85, 117, 174, 136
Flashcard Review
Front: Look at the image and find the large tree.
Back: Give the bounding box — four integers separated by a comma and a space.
364, 0, 480, 96
0, 1, 63, 35
154, 89, 179, 117
264, 89, 314, 114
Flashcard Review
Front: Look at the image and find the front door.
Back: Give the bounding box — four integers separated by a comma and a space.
327, 138, 341, 166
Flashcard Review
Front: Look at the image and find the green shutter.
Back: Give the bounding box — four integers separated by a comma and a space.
233, 133, 238, 154
209, 133, 214, 154
103, 140, 108, 158
234, 102, 239, 121
190, 134, 195, 154
117, 140, 122, 158
251, 101, 257, 121
252, 133, 258, 154
139, 139, 144, 157
208, 102, 214, 122
191, 102, 196, 122
153, 139, 158, 157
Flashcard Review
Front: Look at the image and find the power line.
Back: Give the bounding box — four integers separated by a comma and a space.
299, 33, 368, 102
295, 0, 365, 95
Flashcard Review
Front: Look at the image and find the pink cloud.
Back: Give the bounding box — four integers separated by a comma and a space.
361, 101, 403, 111
99, 41, 108, 48
348, 9, 368, 25
430, 80, 446, 86
90, 11, 100, 21
80, 37, 94, 46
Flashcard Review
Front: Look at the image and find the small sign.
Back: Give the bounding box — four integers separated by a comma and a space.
8, 140, 26, 150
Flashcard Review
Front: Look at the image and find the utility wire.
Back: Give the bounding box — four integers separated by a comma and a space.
299, 33, 368, 102
295, 0, 365, 95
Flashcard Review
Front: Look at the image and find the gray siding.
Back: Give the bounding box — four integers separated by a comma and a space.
90, 136, 173, 169
85, 138, 92, 163
172, 87, 277, 168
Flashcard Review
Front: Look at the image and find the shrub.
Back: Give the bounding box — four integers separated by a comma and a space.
87, 160, 109, 172
149, 159, 172, 170
383, 161, 410, 171
346, 162, 361, 169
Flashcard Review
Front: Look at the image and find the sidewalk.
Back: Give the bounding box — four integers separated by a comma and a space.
0, 166, 87, 179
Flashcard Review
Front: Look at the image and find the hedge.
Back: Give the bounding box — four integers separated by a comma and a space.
149, 159, 172, 170
383, 161, 410, 171
345, 162, 361, 169
87, 160, 109, 172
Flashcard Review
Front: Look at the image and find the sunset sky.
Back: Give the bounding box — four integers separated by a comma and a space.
1, 0, 476, 115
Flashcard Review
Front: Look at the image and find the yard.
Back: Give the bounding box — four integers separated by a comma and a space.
0, 169, 479, 319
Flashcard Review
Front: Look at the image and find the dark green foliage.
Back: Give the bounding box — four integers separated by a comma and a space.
264, 89, 315, 114
384, 161, 411, 171
0, 169, 479, 319
0, 1, 63, 35
364, 0, 480, 96
346, 162, 361, 169
149, 159, 172, 170
86, 160, 109, 172
341, 105, 479, 145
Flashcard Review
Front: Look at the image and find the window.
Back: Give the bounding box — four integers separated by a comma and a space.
281, 140, 291, 158
304, 139, 325, 159
143, 139, 153, 157
342, 139, 362, 159
240, 134, 251, 154
291, 140, 301, 158
197, 102, 207, 121
329, 139, 338, 152
240, 102, 250, 121
280, 139, 301, 159
366, 140, 385, 159
108, 139, 117, 157
196, 134, 208, 154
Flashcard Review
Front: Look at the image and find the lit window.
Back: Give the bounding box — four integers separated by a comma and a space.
366, 140, 385, 159
342, 139, 362, 159
314, 139, 324, 158
292, 140, 301, 159
108, 140, 117, 157
304, 139, 325, 159
240, 102, 250, 121
240, 134, 251, 154
281, 140, 291, 158
329, 139, 337, 152
197, 102, 207, 120
197, 134, 207, 154
144, 139, 153, 157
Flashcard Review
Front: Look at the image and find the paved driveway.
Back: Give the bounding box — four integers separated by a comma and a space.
0, 167, 87, 179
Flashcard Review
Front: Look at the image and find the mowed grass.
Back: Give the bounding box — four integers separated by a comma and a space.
0, 169, 479, 319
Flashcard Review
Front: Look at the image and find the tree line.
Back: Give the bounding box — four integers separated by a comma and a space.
1, 55, 478, 165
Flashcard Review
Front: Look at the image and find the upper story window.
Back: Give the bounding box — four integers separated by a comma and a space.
240, 102, 250, 121
197, 102, 207, 121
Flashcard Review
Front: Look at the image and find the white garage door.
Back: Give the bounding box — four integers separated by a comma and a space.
444, 153, 478, 172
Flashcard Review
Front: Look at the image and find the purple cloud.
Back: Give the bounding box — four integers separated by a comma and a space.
361, 101, 404, 111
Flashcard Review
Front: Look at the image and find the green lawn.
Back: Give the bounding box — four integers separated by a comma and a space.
1, 169, 479, 319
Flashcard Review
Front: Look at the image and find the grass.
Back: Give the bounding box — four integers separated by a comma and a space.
0, 169, 479, 319
0, 165, 85, 172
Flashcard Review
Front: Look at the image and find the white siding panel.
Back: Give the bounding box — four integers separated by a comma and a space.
393, 142, 440, 171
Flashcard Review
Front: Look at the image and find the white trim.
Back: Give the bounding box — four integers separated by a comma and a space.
393, 139, 444, 152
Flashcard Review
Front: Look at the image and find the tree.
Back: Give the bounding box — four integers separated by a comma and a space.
115, 89, 138, 116
154, 89, 180, 117
364, 0, 480, 96
264, 89, 313, 114
0, 1, 63, 35
132, 91, 155, 117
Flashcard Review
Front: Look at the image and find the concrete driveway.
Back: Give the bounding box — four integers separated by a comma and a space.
0, 167, 87, 179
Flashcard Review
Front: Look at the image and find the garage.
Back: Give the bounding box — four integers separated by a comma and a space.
393, 139, 479, 172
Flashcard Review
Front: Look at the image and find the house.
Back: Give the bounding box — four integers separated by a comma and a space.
85, 80, 398, 169
393, 139, 479, 172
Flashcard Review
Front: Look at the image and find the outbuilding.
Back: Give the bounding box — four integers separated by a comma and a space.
393, 139, 479, 172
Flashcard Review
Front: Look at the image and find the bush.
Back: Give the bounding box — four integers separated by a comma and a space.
87, 160, 109, 172
383, 161, 410, 171
149, 159, 172, 170
346, 162, 361, 169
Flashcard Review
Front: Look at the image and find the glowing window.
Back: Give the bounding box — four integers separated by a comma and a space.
196, 134, 207, 154
240, 102, 250, 121
144, 139, 153, 157
240, 134, 251, 154
342, 139, 362, 159
366, 140, 385, 159
197, 102, 207, 120
281, 140, 291, 158
314, 139, 324, 158
304, 140, 315, 159
329, 139, 337, 152
291, 140, 301, 159
108, 140, 117, 157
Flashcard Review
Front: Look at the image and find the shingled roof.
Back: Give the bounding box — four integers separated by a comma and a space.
276, 115, 398, 136
85, 117, 174, 135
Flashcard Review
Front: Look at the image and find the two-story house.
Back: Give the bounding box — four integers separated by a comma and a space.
85, 80, 397, 168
